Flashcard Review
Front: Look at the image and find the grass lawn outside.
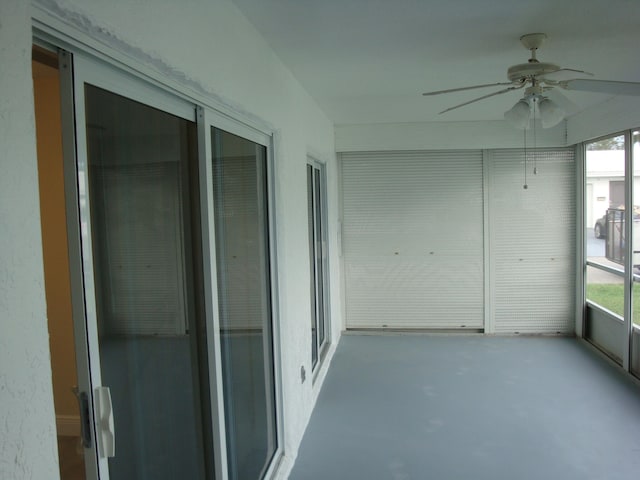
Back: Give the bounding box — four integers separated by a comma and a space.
586, 283, 640, 326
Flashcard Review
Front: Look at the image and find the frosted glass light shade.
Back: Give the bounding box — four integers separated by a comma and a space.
504, 99, 531, 129
538, 97, 565, 128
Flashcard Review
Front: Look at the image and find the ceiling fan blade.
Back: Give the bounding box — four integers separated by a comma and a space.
540, 68, 594, 82
423, 81, 515, 96
562, 79, 640, 96
439, 86, 522, 114
544, 89, 580, 116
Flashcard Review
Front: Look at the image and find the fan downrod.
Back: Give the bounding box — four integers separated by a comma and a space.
507, 33, 559, 82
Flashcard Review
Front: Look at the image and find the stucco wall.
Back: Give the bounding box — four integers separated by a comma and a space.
0, 0, 59, 478
2, 0, 340, 478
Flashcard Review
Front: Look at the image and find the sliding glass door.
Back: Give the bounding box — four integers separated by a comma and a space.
87, 84, 208, 479
203, 116, 279, 480
67, 54, 212, 479
58, 49, 281, 480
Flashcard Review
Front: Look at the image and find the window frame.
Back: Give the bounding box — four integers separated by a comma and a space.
307, 157, 331, 375
582, 129, 639, 375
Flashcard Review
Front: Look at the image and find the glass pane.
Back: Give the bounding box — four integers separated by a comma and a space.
631, 281, 640, 328
314, 169, 326, 349
308, 165, 318, 367
85, 86, 207, 479
632, 327, 640, 378
585, 135, 626, 270
632, 130, 640, 378
586, 265, 624, 317
631, 328, 640, 378
632, 130, 640, 327
212, 127, 277, 480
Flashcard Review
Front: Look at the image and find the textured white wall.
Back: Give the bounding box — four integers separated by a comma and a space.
336, 100, 640, 153
27, 0, 339, 477
335, 120, 567, 152
0, 0, 59, 479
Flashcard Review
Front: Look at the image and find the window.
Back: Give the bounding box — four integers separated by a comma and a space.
584, 130, 640, 376
585, 134, 626, 319
307, 161, 329, 369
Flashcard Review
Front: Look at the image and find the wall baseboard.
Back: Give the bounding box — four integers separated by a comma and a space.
56, 414, 81, 437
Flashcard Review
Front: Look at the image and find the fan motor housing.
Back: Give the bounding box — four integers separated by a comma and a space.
507, 62, 560, 81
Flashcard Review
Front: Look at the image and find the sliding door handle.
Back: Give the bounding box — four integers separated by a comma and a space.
72, 386, 92, 449
95, 386, 115, 458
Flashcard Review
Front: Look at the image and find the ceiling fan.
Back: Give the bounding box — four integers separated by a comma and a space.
422, 33, 640, 128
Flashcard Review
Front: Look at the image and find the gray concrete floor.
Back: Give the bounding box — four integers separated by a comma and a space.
290, 334, 640, 480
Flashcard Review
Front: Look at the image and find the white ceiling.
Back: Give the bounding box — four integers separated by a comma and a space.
231, 0, 640, 125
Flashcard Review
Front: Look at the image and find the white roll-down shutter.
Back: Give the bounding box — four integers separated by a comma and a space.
340, 150, 484, 329
488, 148, 576, 334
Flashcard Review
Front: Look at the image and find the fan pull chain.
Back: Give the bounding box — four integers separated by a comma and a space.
523, 128, 528, 189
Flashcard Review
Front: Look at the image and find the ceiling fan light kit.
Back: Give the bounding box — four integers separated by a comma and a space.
502, 95, 564, 130
422, 32, 640, 129
538, 97, 564, 128
504, 99, 531, 129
